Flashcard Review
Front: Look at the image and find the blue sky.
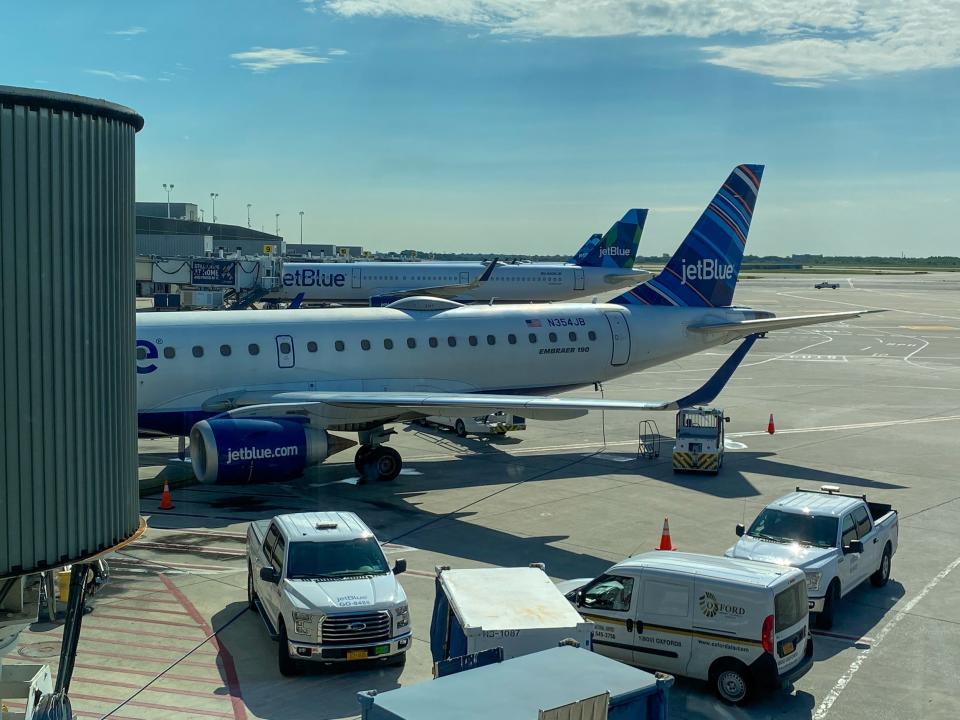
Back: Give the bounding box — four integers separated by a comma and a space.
2, 1, 958, 256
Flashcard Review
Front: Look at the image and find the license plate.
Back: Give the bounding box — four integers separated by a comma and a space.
782, 641, 795, 655
346, 649, 368, 661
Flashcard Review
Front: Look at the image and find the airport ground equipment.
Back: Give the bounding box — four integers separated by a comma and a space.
727, 485, 899, 630
358, 645, 672, 720
558, 552, 812, 705
672, 407, 727, 474
419, 411, 526, 437
637, 419, 661, 459
430, 564, 593, 667
246, 512, 411, 676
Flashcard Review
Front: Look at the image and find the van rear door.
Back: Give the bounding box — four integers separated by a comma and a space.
633, 575, 693, 676
773, 578, 808, 673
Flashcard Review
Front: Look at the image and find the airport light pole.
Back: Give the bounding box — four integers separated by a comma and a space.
275, 213, 280, 237
162, 183, 174, 218
247, 203, 252, 229
210, 192, 219, 223
299, 210, 304, 245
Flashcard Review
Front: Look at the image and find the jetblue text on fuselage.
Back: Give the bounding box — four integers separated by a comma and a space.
681, 258, 733, 285
283, 269, 346, 288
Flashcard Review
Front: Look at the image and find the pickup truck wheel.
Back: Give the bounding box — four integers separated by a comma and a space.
710, 659, 751, 704
816, 581, 839, 630
277, 621, 300, 677
455, 419, 467, 438
871, 544, 892, 587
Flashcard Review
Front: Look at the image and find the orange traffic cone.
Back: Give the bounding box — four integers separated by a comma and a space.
655, 517, 676, 551
767, 414, 776, 435
159, 480, 175, 510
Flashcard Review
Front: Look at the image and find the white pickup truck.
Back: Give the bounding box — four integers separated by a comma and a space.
726, 486, 898, 630
246, 511, 412, 675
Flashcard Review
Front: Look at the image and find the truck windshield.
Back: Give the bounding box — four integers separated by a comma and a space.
286, 538, 390, 580
747, 509, 838, 548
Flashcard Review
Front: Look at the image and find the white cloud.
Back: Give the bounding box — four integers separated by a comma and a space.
322, 1, 960, 84
328, 48, 349, 55
85, 69, 146, 82
302, 0, 320, 12
111, 26, 146, 36
230, 47, 330, 72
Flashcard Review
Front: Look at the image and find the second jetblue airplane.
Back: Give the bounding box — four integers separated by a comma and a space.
268, 210, 651, 306
136, 165, 876, 484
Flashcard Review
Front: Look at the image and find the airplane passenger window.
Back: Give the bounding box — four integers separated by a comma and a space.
548, 332, 558, 343
163, 347, 175, 359
335, 340, 345, 352
384, 339, 394, 350
588, 331, 597, 341
361, 339, 371, 351
279, 342, 291, 354
192, 345, 204, 358
429, 337, 438, 348
248, 343, 260, 356
568, 332, 577, 342
469, 336, 478, 346
136, 347, 147, 360
307, 341, 318, 352
528, 333, 537, 343
220, 344, 232, 356
486, 335, 496, 345
407, 338, 416, 348
508, 334, 517, 344
448, 337, 457, 347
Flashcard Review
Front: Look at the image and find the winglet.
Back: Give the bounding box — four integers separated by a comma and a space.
478, 257, 499, 283
669, 333, 760, 409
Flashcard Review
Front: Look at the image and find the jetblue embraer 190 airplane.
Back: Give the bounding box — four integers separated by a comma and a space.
267, 210, 651, 306
137, 165, 875, 484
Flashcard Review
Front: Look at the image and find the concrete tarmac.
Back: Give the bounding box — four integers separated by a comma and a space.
8, 271, 960, 719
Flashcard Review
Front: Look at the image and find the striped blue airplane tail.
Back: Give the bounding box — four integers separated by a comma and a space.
612, 165, 763, 308
571, 209, 647, 269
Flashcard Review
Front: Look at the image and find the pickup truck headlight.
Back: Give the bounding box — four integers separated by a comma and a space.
292, 611, 318, 636
806, 571, 823, 592
395, 604, 410, 629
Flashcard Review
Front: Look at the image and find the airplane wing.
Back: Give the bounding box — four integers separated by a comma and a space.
688, 310, 884, 340
201, 334, 760, 427
371, 258, 499, 303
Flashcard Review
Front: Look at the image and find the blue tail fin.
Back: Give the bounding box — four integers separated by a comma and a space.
571, 209, 647, 269
612, 165, 763, 308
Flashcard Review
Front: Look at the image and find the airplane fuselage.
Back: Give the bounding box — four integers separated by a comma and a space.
136, 301, 754, 436
266, 261, 649, 304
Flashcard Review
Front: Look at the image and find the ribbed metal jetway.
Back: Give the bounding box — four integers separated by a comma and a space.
0, 86, 144, 579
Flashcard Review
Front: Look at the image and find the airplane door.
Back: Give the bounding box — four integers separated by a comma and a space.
574, 268, 585, 291
276, 335, 295, 368
604, 312, 631, 366
352, 267, 362, 289
459, 271, 469, 284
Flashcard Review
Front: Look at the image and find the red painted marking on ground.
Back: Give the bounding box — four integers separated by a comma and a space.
30, 620, 214, 646
160, 573, 248, 720
2, 658, 221, 686
73, 675, 235, 702
0, 701, 142, 720
100, 602, 193, 617
92, 611, 209, 630
134, 540, 247, 556
68, 691, 237, 719
96, 592, 184, 605
74, 645, 221, 669
72, 633, 218, 656
112, 557, 234, 571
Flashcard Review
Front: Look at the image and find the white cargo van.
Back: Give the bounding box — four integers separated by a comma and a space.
558, 552, 812, 704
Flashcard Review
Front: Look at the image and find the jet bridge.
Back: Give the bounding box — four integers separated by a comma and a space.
137, 253, 282, 309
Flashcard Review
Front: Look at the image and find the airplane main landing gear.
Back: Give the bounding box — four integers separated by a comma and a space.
354, 445, 402, 482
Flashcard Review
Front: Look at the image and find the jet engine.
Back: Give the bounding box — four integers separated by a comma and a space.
189, 418, 354, 484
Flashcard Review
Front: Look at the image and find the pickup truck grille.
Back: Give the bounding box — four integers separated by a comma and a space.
322, 611, 391, 645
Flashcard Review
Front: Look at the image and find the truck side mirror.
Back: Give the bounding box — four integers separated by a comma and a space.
259, 567, 279, 584
845, 540, 864, 555
393, 558, 407, 575
735, 524, 745, 537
